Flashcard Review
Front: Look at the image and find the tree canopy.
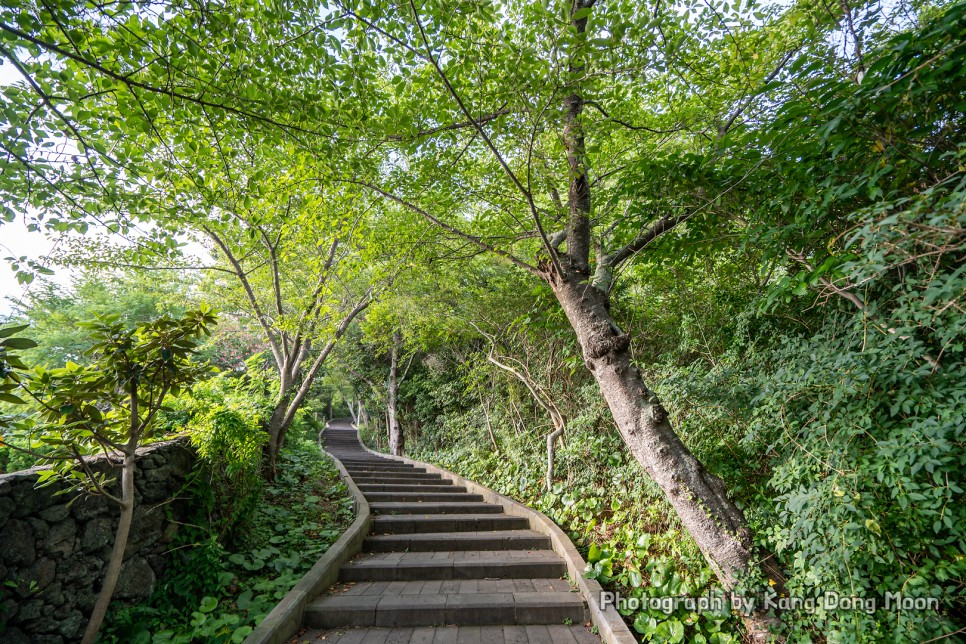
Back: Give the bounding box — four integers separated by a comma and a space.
1, 0, 964, 640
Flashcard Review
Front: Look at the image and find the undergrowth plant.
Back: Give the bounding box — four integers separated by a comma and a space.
101, 436, 353, 643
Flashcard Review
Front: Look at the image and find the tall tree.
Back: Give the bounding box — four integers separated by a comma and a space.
329, 0, 867, 637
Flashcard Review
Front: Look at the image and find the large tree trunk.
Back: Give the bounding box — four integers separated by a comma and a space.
549, 270, 782, 640
388, 330, 404, 456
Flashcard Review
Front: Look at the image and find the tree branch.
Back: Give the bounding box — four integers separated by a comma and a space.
385, 107, 513, 141
203, 225, 284, 370
406, 0, 562, 276
346, 179, 540, 275
606, 211, 693, 269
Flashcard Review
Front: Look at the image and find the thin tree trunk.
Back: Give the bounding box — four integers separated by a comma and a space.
388, 330, 404, 456
485, 352, 564, 491
264, 393, 291, 479
479, 391, 501, 454
348, 398, 358, 424
546, 425, 563, 492
82, 401, 139, 643
550, 273, 783, 639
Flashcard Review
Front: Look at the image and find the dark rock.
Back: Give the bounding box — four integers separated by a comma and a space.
11, 481, 56, 518
2, 596, 19, 621
73, 587, 97, 612
1, 520, 35, 566
114, 556, 156, 599
27, 517, 49, 541
71, 495, 110, 521
46, 520, 76, 558
17, 599, 43, 621
81, 517, 113, 552
0, 495, 15, 528
27, 559, 56, 590
0, 627, 31, 644
147, 554, 166, 578
31, 635, 64, 644
58, 555, 102, 584
40, 582, 64, 608
140, 479, 173, 503
129, 507, 164, 551
57, 610, 84, 638
38, 503, 71, 523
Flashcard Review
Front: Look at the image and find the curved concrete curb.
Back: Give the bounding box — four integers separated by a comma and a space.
355, 430, 637, 644
243, 435, 372, 644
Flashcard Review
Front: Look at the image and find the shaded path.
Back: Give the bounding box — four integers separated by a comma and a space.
301, 421, 600, 643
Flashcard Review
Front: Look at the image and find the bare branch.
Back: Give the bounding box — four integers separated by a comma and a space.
203, 225, 284, 369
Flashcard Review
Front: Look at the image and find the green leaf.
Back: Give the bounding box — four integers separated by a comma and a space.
199, 596, 218, 613
1, 338, 38, 350
0, 392, 25, 404
0, 324, 29, 339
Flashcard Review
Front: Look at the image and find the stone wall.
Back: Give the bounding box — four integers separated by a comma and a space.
0, 439, 196, 643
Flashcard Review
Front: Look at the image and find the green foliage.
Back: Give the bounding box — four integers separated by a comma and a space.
0, 308, 215, 484
159, 359, 276, 542
6, 271, 195, 368
0, 323, 41, 471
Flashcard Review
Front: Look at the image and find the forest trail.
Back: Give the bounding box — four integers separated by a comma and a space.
300, 421, 600, 643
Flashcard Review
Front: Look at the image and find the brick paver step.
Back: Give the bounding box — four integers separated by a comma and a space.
328, 579, 574, 595
340, 550, 567, 581
352, 474, 446, 484
372, 513, 530, 534
370, 502, 504, 515
363, 492, 486, 503
300, 624, 601, 643
358, 483, 466, 493
345, 467, 425, 475
304, 591, 585, 628
364, 530, 550, 552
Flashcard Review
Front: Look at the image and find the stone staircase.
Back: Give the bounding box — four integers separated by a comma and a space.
301, 424, 600, 643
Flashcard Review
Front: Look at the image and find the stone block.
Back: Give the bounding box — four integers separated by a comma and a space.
114, 556, 156, 599
1, 520, 35, 566
38, 504, 71, 524
0, 495, 16, 528
45, 520, 76, 558
81, 517, 113, 552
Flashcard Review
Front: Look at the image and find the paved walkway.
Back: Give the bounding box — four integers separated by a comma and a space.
300, 423, 600, 643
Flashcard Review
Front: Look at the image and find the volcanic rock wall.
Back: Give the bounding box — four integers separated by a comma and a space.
0, 439, 195, 643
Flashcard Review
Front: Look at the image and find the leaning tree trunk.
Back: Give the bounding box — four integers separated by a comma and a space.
387, 330, 404, 456
550, 270, 783, 640
81, 429, 138, 643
